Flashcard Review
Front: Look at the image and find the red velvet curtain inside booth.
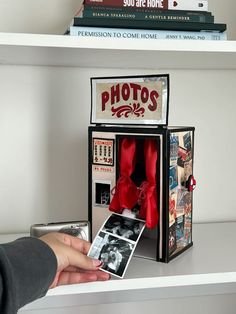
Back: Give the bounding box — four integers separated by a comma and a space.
109, 138, 139, 213
139, 139, 158, 228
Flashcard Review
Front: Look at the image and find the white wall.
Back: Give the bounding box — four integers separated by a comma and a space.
1, 2, 236, 314
0, 2, 236, 230
19, 294, 236, 314
0, 66, 236, 233
0, 0, 83, 35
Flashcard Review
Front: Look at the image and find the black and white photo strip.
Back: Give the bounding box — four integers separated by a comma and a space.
88, 213, 146, 278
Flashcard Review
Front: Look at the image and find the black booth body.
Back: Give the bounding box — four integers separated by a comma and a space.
88, 125, 195, 262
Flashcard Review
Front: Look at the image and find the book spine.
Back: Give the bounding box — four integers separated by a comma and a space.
70, 26, 226, 41
84, 0, 208, 11
73, 17, 226, 32
81, 5, 213, 16
82, 7, 214, 23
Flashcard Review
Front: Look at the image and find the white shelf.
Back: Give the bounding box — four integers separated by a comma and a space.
1, 32, 236, 310
1, 222, 236, 311
1, 32, 236, 69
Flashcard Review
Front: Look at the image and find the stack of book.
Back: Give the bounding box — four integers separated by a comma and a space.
69, 0, 227, 41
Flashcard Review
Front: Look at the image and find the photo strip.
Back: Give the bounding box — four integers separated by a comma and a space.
88, 213, 146, 278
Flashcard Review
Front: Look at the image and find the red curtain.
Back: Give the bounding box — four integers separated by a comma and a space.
139, 139, 158, 228
109, 138, 139, 213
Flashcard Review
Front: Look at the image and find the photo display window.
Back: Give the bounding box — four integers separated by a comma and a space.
95, 182, 111, 206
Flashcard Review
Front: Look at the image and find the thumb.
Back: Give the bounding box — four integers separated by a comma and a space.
65, 245, 102, 270
40, 233, 102, 272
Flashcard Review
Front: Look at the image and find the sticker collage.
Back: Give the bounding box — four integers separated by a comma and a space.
169, 131, 193, 257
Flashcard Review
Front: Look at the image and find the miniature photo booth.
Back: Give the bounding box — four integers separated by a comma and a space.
88, 75, 196, 262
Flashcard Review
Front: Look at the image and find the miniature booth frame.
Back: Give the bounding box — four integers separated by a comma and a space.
88, 75, 195, 262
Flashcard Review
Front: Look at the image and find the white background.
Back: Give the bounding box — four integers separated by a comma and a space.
1, 1, 236, 314
0, 0, 236, 234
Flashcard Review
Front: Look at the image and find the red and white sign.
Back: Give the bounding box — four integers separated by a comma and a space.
91, 75, 169, 125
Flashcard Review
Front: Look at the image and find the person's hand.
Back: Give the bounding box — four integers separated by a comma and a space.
40, 232, 110, 288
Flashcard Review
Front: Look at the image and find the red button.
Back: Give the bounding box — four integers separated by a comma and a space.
187, 175, 196, 192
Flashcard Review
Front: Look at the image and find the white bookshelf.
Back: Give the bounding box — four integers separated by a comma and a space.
1, 32, 236, 69
1, 32, 236, 313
